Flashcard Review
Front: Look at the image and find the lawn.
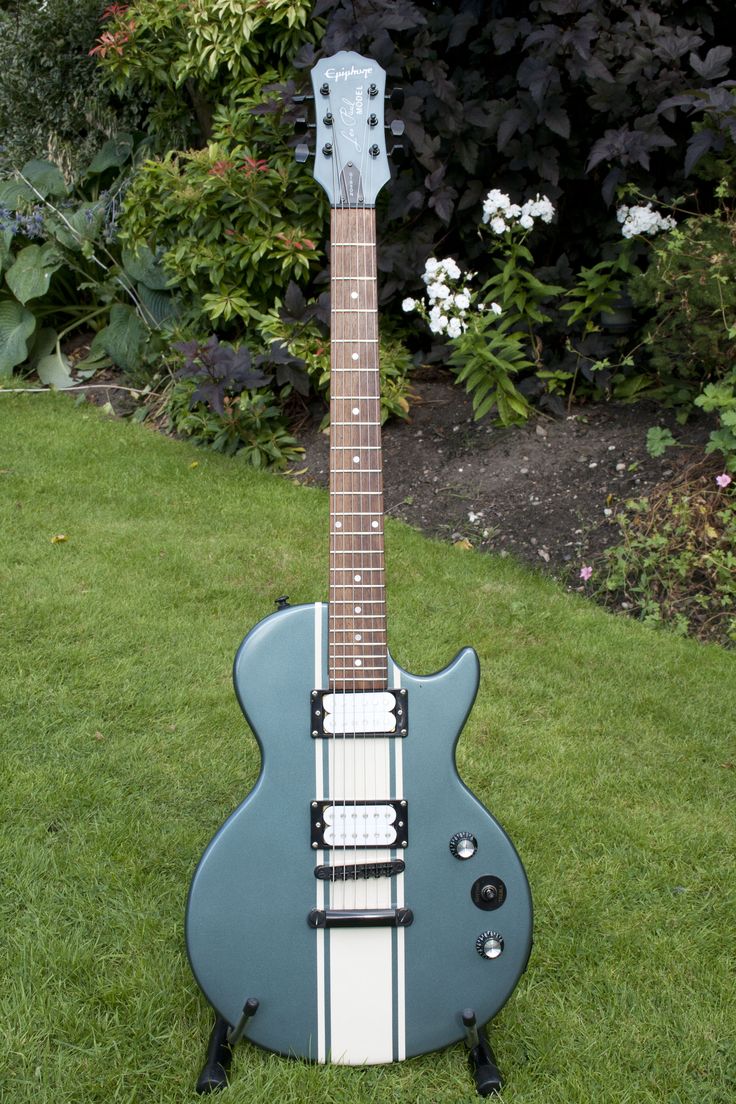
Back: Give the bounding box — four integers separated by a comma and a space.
1, 394, 734, 1104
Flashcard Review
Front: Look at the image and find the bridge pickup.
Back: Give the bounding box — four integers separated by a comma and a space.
310, 689, 408, 738
307, 907, 414, 929
310, 799, 408, 849
314, 859, 405, 881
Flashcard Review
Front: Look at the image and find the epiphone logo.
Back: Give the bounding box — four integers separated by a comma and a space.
325, 65, 373, 82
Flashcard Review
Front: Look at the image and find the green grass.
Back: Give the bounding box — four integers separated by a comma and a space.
1, 394, 735, 1104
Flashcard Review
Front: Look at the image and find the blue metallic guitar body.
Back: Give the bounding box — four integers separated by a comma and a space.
186, 602, 532, 1064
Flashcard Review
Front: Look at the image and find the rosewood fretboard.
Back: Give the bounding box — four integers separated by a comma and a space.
328, 207, 387, 691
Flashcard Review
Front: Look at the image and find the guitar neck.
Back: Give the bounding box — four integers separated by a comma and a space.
328, 206, 387, 691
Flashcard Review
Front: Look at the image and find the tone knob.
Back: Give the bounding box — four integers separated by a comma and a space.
476, 931, 504, 960
449, 831, 477, 860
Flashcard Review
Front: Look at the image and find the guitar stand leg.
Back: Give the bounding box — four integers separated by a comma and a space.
462, 1009, 503, 1097
195, 1015, 232, 1094
195, 999, 259, 1094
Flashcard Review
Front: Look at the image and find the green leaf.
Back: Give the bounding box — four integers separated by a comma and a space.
136, 282, 180, 326
27, 327, 58, 367
0, 299, 36, 375
0, 229, 13, 277
4, 243, 61, 304
19, 159, 68, 199
122, 245, 173, 290
0, 178, 35, 210
646, 426, 677, 458
97, 304, 147, 372
84, 134, 134, 176
46, 204, 103, 249
36, 351, 75, 389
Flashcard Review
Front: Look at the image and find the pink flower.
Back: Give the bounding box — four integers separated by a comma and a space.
579, 565, 593, 581
715, 473, 732, 488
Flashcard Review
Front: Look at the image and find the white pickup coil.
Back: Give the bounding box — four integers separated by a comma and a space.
322, 691, 397, 734
323, 803, 398, 847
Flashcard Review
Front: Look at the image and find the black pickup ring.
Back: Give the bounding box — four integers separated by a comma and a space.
307, 907, 414, 929
314, 859, 405, 881
310, 688, 408, 738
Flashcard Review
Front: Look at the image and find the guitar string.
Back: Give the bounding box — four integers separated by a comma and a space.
330, 90, 372, 905
327, 86, 387, 906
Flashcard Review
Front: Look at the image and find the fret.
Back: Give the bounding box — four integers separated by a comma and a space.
332, 241, 375, 246
332, 309, 376, 314
331, 338, 378, 343
333, 276, 374, 280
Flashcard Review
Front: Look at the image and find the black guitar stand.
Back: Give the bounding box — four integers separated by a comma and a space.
462, 1009, 503, 1097
195, 1000, 258, 1094
196, 1004, 501, 1097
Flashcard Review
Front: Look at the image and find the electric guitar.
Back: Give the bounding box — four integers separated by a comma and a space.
186, 50, 532, 1077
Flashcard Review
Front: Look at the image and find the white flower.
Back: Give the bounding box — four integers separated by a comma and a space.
429, 314, 449, 334
426, 281, 451, 301
489, 301, 503, 315
423, 257, 441, 278
454, 291, 471, 310
519, 213, 534, 230
428, 304, 443, 322
446, 316, 463, 338
441, 258, 461, 280
617, 202, 676, 239
490, 217, 508, 235
402, 297, 417, 312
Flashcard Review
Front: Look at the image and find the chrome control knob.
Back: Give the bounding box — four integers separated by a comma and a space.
449, 831, 477, 860
476, 931, 504, 960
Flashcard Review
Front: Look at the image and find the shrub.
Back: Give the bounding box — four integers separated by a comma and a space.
628, 188, 736, 469
0, 146, 178, 384
594, 462, 736, 647
0, 1, 139, 177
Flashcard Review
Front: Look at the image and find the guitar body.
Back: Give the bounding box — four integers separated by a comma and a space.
186, 601, 532, 1063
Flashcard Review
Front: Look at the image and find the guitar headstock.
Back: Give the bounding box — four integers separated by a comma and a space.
295, 51, 404, 208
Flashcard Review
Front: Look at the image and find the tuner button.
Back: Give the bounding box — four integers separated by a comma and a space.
294, 116, 308, 135
389, 144, 406, 165
388, 119, 405, 137
294, 144, 310, 164
292, 94, 314, 104
476, 931, 504, 960
449, 832, 477, 860
388, 87, 404, 109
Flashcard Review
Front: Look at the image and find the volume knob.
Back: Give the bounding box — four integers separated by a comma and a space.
449, 831, 477, 860
476, 931, 504, 959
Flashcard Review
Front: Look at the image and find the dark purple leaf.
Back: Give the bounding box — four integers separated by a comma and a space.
684, 129, 716, 175
690, 46, 733, 82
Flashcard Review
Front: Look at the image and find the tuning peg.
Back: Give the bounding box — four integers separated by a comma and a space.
387, 87, 404, 109
390, 143, 406, 165
295, 143, 311, 163
292, 94, 314, 105
294, 116, 309, 135
386, 119, 405, 137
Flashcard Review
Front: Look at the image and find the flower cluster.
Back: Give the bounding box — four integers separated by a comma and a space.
402, 257, 477, 338
0, 204, 45, 239
616, 203, 676, 239
481, 190, 555, 235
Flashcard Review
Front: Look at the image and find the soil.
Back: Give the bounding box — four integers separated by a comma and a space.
85, 363, 713, 584
292, 366, 713, 582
